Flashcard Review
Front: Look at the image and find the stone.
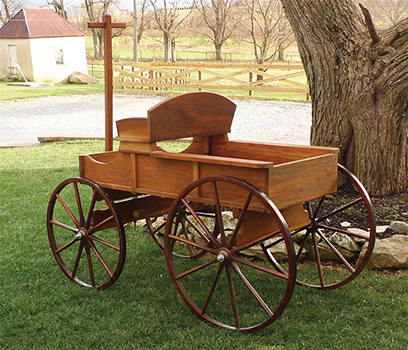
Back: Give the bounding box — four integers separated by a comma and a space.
314, 232, 359, 262
69, 71, 101, 84
240, 239, 305, 262
347, 228, 370, 244
389, 221, 408, 234
358, 235, 408, 269
376, 225, 389, 234
341, 221, 351, 228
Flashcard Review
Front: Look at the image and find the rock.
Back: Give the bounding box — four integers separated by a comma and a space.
222, 211, 238, 231
314, 232, 359, 262
240, 239, 305, 262
358, 234, 408, 269
389, 221, 408, 234
151, 216, 166, 230
376, 225, 389, 234
341, 221, 351, 228
348, 228, 370, 244
69, 71, 101, 84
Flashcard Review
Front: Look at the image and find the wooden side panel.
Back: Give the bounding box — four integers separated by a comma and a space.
234, 204, 311, 248
270, 153, 338, 209
136, 155, 193, 197
80, 152, 133, 191
198, 163, 268, 211
148, 92, 236, 141
211, 140, 338, 165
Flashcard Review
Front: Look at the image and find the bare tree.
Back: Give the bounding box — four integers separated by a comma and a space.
136, 0, 148, 44
48, 0, 68, 19
240, 0, 293, 64
376, 0, 408, 24
280, 0, 408, 195
149, 0, 193, 62
0, 0, 21, 24
84, 0, 126, 59
197, 0, 240, 61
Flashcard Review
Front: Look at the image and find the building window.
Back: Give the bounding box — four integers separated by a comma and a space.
54, 47, 64, 65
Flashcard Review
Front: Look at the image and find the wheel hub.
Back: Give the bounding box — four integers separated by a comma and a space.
216, 248, 232, 265
77, 228, 89, 240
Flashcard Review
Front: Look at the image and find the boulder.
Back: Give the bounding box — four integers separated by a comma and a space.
389, 221, 408, 234
69, 71, 101, 84
358, 234, 408, 269
347, 228, 370, 244
311, 232, 359, 262
376, 225, 389, 234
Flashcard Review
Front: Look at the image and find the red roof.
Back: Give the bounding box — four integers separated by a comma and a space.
0, 9, 85, 39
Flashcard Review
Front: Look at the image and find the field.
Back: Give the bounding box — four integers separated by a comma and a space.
1, 140, 408, 350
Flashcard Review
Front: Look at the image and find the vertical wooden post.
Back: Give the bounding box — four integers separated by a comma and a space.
249, 72, 253, 97
88, 15, 126, 152
198, 70, 202, 91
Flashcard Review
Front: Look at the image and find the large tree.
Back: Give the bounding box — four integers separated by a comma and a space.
197, 0, 240, 61
150, 0, 193, 62
280, 0, 408, 195
0, 0, 21, 24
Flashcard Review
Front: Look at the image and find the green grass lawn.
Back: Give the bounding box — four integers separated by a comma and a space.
1, 140, 407, 349
0, 80, 104, 102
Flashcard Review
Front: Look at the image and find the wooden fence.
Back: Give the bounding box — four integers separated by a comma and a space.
113, 62, 309, 98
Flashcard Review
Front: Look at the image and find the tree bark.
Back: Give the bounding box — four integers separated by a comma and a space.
280, 0, 408, 195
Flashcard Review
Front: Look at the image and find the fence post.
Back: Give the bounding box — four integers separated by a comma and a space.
249, 72, 253, 97
149, 69, 154, 91
121, 64, 125, 90
198, 70, 202, 91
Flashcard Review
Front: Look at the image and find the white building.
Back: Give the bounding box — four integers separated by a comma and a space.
0, 9, 88, 83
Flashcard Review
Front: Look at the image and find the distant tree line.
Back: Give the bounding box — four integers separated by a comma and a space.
1, 0, 407, 63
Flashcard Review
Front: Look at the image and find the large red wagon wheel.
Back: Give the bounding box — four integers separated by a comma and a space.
47, 178, 126, 290
262, 164, 375, 290
165, 176, 296, 332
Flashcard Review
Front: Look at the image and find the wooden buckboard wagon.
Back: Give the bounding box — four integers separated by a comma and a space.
47, 92, 375, 332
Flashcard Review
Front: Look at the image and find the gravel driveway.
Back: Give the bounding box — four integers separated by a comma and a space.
0, 93, 311, 145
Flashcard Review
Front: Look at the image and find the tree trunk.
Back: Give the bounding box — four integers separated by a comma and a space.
171, 38, 177, 63
215, 42, 223, 61
163, 33, 171, 62
280, 0, 408, 195
277, 47, 285, 61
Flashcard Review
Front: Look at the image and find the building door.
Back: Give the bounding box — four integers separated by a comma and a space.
8, 45, 18, 76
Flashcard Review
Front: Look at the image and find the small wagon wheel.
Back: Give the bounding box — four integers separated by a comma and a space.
47, 178, 126, 290
262, 164, 375, 290
165, 176, 296, 332
146, 210, 216, 258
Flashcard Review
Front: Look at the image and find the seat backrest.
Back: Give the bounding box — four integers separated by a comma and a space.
147, 92, 236, 141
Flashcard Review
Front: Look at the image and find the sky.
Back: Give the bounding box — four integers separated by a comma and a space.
25, 0, 134, 12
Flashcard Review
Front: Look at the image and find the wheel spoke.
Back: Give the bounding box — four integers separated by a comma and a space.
181, 199, 220, 248
312, 196, 326, 219
50, 220, 78, 233
311, 231, 325, 288
296, 230, 311, 263
226, 266, 240, 329
180, 218, 194, 257
85, 245, 96, 287
316, 229, 355, 273
232, 263, 273, 318
184, 216, 211, 244
73, 182, 85, 226
56, 194, 80, 228
233, 256, 289, 280
55, 237, 79, 254
212, 181, 226, 246
85, 190, 98, 229
317, 223, 370, 241
72, 241, 84, 278
88, 214, 115, 234
229, 193, 253, 249
168, 234, 217, 254
316, 197, 363, 222
231, 228, 281, 255
201, 264, 224, 315
89, 235, 120, 251
89, 240, 113, 277
176, 259, 217, 280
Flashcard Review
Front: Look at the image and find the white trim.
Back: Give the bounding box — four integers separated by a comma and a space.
23, 9, 31, 38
